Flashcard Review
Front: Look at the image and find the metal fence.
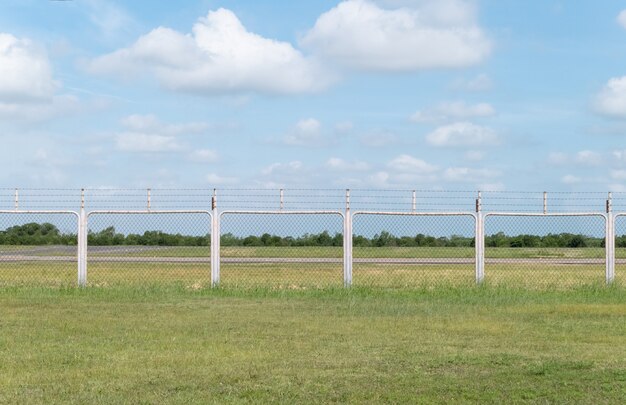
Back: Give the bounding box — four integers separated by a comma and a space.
0, 188, 624, 289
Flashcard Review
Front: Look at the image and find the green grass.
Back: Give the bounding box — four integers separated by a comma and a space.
0, 261, 618, 289
0, 286, 625, 403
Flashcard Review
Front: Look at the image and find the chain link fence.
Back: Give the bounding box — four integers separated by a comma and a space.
484, 214, 606, 288
86, 212, 211, 287
219, 212, 344, 289
0, 212, 78, 287
0, 188, 623, 289
352, 213, 476, 288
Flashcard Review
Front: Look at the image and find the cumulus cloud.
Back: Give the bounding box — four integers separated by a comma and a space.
611, 170, 626, 181
410, 101, 494, 123
0, 33, 58, 103
189, 149, 219, 163
301, 0, 491, 72
0, 94, 81, 122
261, 161, 304, 176
283, 118, 326, 146
547, 152, 568, 165
594, 76, 626, 117
326, 157, 369, 171
89, 9, 332, 95
618, 10, 626, 29
206, 173, 238, 185
464, 150, 485, 161
425, 122, 498, 147
387, 154, 438, 173
450, 73, 493, 92
575, 150, 603, 166
116, 133, 184, 152
115, 114, 209, 153
561, 175, 581, 185
122, 114, 208, 135
442, 167, 500, 182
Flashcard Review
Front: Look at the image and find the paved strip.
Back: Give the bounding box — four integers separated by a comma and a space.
0, 256, 618, 265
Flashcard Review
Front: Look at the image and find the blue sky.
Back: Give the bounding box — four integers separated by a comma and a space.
3, 0, 626, 191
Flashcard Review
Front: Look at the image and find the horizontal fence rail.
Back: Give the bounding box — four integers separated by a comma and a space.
0, 188, 623, 289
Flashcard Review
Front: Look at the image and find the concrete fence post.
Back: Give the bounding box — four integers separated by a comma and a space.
78, 188, 87, 287
606, 192, 615, 284
211, 189, 220, 287
343, 189, 352, 287
475, 191, 485, 284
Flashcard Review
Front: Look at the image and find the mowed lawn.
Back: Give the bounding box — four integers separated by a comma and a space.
1, 286, 625, 404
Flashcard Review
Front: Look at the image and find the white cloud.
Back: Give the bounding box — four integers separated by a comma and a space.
575, 150, 602, 166
206, 173, 238, 185
610, 170, 626, 180
410, 101, 495, 123
261, 161, 304, 176
302, 0, 491, 72
609, 183, 626, 192
334, 121, 354, 133
561, 175, 581, 184
284, 118, 326, 146
114, 114, 209, 153
116, 132, 184, 152
0, 94, 80, 122
189, 149, 219, 163
90, 9, 332, 95
0, 33, 58, 103
478, 182, 505, 191
442, 167, 500, 182
326, 157, 369, 171
618, 10, 626, 29
122, 114, 208, 135
368, 171, 391, 188
451, 73, 492, 92
594, 76, 626, 117
388, 154, 438, 173
613, 150, 626, 163
547, 152, 568, 165
85, 0, 136, 40
426, 122, 498, 147
464, 150, 485, 161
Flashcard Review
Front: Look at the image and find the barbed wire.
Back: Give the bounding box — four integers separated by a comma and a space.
0, 188, 622, 212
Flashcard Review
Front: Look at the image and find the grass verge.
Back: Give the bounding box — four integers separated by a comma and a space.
0, 285, 625, 403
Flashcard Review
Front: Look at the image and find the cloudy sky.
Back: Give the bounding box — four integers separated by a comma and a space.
2, 0, 626, 191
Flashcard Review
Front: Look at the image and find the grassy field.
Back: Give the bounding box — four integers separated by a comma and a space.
0, 245, 623, 289
0, 261, 619, 290
0, 286, 625, 403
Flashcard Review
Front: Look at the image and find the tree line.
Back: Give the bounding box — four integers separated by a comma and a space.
0, 222, 621, 248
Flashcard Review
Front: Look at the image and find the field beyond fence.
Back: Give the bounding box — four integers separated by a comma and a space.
1, 188, 626, 289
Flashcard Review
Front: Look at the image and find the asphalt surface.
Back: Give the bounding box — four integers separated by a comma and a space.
0, 255, 616, 265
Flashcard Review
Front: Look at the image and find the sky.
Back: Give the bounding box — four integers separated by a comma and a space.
3, 0, 626, 192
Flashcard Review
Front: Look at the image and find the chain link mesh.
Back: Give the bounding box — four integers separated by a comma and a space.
0, 213, 77, 287
484, 215, 606, 288
219, 213, 343, 289
86, 213, 211, 287
352, 214, 475, 288
0, 189, 623, 289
